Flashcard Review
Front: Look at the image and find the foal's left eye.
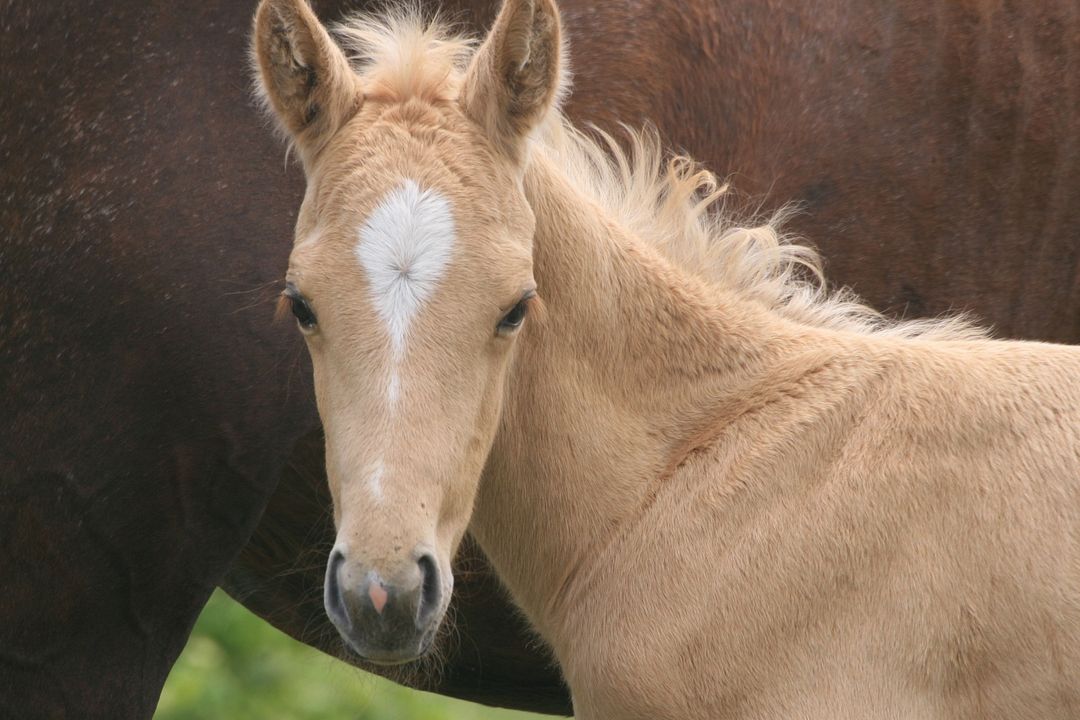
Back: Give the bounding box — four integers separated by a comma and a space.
497, 297, 531, 334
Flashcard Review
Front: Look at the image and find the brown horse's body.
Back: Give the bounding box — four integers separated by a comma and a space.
2, 0, 1079, 716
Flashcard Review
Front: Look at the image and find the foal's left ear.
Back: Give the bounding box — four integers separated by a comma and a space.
460, 0, 564, 163
252, 0, 361, 164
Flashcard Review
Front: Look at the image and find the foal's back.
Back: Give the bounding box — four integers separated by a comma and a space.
565, 336, 1080, 719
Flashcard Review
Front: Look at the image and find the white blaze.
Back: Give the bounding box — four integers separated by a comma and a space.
355, 179, 456, 358
354, 179, 455, 501
367, 459, 386, 502
387, 370, 402, 409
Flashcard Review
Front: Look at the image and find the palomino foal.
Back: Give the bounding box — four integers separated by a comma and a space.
253, 0, 1080, 716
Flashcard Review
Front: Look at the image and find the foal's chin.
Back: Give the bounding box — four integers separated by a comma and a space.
338, 625, 440, 667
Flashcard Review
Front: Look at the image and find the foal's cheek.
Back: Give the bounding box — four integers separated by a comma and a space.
322, 470, 344, 527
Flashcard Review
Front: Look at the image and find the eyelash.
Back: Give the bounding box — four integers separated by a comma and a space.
497, 294, 534, 334
281, 284, 317, 330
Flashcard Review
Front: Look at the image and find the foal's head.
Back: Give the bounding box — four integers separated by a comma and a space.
253, 0, 562, 663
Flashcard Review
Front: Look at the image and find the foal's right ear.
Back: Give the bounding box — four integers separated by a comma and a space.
252, 0, 361, 163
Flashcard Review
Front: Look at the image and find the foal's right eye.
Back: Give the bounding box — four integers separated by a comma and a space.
290, 296, 317, 329
282, 283, 317, 331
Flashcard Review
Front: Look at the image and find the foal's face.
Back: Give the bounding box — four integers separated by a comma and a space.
286, 110, 535, 662
254, 0, 562, 663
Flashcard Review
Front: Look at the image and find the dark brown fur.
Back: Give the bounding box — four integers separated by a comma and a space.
2, 0, 1078, 717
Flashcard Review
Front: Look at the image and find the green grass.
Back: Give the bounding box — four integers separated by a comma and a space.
156, 590, 556, 720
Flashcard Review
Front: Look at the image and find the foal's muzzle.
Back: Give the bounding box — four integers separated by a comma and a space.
324, 546, 444, 664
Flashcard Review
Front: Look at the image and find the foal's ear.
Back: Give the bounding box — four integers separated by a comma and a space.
460, 0, 564, 163
252, 0, 361, 162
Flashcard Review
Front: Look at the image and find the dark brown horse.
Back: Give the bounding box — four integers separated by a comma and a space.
2, 0, 1077, 717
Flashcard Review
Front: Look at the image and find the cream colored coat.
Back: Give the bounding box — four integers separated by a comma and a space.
252, 0, 1080, 716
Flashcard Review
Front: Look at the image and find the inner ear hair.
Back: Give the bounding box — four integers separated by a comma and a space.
460, 0, 564, 162
252, 0, 362, 160
503, 0, 561, 126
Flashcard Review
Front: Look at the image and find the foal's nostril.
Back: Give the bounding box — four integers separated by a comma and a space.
324, 547, 348, 628
416, 552, 441, 628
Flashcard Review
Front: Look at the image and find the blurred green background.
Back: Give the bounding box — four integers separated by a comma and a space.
155, 590, 559, 720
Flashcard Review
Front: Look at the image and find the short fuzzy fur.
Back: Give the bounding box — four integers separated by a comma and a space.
254, 1, 1080, 717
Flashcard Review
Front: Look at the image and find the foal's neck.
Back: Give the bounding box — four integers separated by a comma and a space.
469, 151, 818, 643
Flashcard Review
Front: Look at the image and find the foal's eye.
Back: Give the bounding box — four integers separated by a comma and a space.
290, 296, 317, 329
282, 284, 317, 330
497, 296, 531, 334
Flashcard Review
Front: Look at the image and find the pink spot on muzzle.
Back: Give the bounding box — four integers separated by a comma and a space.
368, 580, 389, 614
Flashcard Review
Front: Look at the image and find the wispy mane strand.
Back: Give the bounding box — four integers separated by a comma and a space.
332, 4, 475, 103
537, 121, 985, 340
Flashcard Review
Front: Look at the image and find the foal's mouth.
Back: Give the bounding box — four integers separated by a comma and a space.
337, 622, 439, 667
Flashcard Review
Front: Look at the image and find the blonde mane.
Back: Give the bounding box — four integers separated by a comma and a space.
333, 7, 475, 103
332, 9, 985, 340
